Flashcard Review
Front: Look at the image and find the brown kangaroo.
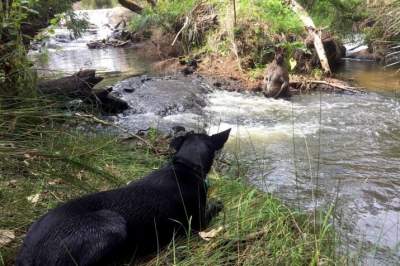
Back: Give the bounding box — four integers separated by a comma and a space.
262, 49, 289, 98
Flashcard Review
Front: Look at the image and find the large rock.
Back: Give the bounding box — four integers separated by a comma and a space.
113, 76, 209, 116
111, 75, 212, 133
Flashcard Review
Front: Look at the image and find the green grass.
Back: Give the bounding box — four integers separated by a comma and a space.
0, 99, 341, 265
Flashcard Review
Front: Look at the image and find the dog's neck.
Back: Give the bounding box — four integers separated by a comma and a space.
171, 155, 208, 180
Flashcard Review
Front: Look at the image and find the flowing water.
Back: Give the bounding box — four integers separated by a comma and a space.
206, 88, 400, 265
30, 8, 150, 77
33, 8, 400, 265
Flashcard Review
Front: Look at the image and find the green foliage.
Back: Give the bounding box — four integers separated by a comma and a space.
207, 0, 305, 70
129, 0, 197, 33
0, 0, 39, 96
129, 8, 158, 32
298, 0, 367, 35
51, 10, 89, 39
147, 127, 160, 144
237, 0, 304, 35
129, 0, 215, 53
154, 0, 197, 30
0, 0, 88, 97
279, 40, 308, 73
233, 22, 275, 68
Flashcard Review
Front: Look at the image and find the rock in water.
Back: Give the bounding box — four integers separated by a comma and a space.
113, 76, 209, 116
111, 75, 211, 134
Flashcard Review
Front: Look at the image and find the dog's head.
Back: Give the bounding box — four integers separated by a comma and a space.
170, 129, 231, 176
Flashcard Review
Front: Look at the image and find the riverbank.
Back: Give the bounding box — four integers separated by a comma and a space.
0, 100, 340, 265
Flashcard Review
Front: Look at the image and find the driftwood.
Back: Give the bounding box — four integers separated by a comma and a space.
285, 0, 332, 75
290, 78, 366, 94
38, 70, 129, 114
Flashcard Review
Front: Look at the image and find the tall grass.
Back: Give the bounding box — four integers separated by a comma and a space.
0, 98, 342, 265
141, 176, 340, 265
0, 98, 165, 265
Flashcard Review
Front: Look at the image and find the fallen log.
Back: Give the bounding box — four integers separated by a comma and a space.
38, 70, 129, 114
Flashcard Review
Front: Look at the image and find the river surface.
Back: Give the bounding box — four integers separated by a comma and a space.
32, 8, 400, 265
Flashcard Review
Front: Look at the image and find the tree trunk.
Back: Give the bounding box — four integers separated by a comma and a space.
284, 0, 332, 75
118, 0, 143, 14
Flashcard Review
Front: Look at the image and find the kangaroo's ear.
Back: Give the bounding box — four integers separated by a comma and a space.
170, 136, 186, 152
210, 129, 231, 150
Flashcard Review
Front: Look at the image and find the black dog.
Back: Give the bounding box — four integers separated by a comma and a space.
16, 129, 231, 266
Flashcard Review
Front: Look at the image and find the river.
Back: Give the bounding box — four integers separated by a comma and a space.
31, 7, 400, 265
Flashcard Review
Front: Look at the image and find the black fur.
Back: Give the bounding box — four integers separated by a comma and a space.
16, 129, 231, 266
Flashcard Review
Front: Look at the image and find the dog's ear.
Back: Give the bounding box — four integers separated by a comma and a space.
210, 129, 231, 150
170, 136, 186, 152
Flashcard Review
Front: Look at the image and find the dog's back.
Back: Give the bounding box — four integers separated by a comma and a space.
16, 129, 230, 266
